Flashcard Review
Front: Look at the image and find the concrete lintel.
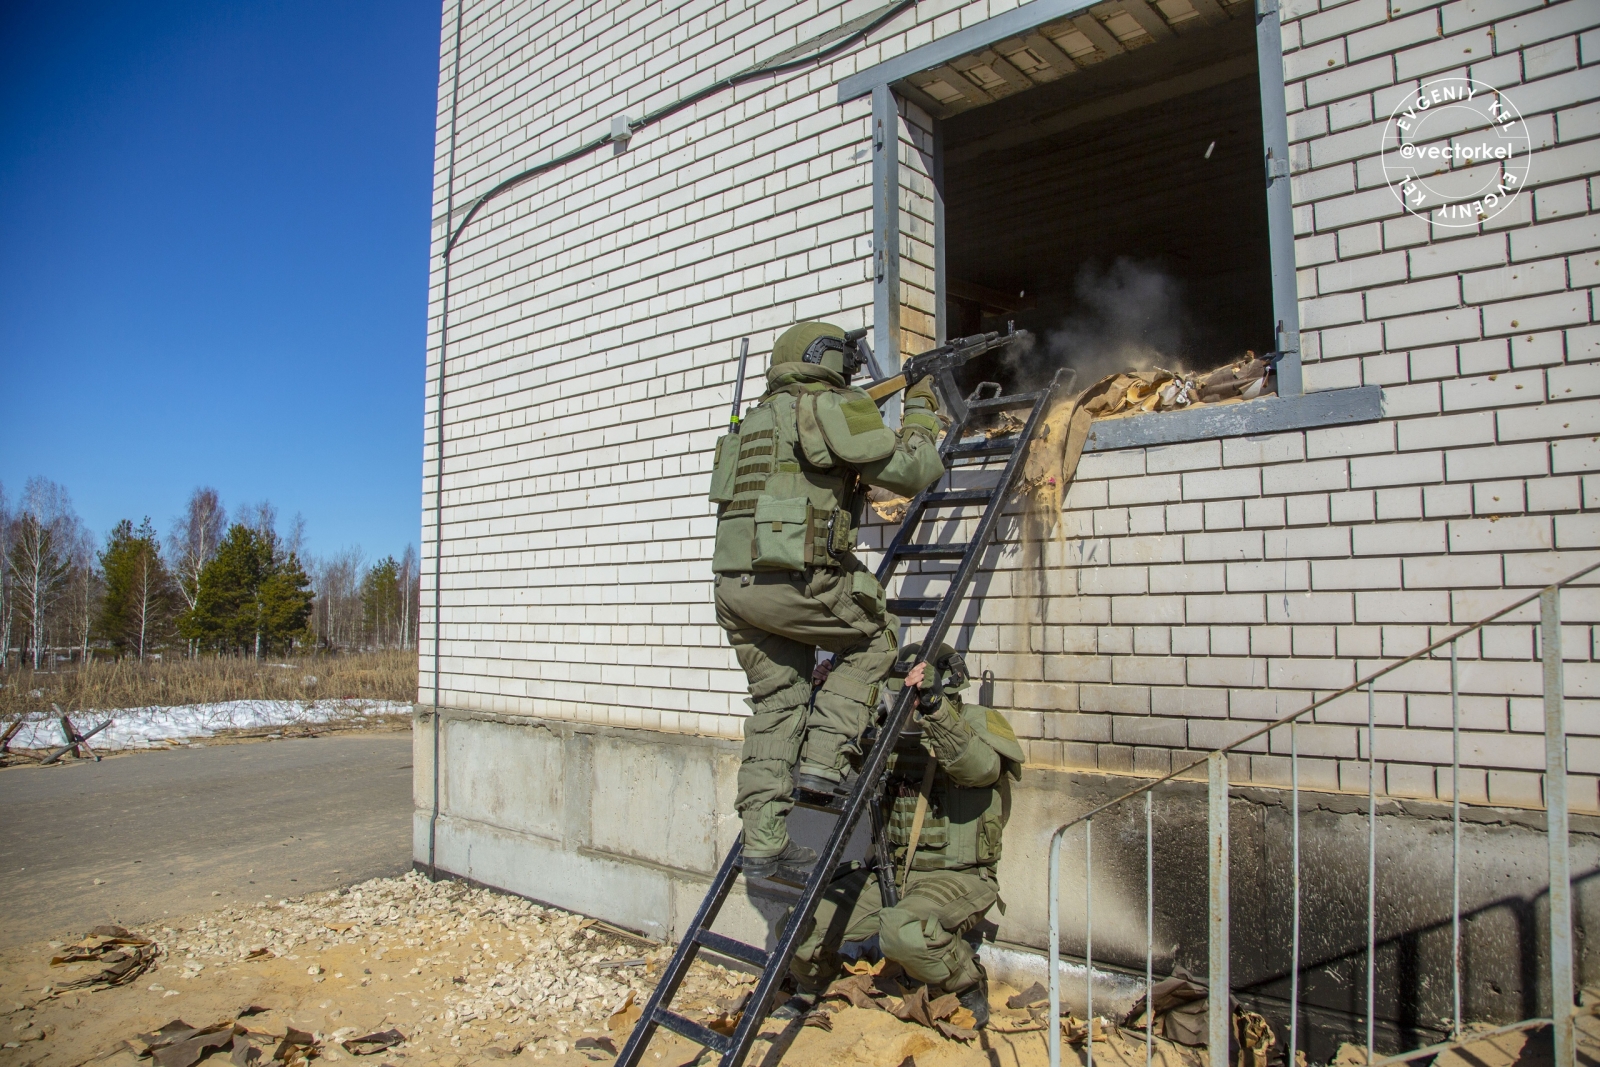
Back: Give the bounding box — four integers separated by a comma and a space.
1083, 385, 1382, 453
837, 0, 1096, 103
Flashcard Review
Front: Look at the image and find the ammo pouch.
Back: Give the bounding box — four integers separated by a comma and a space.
753, 496, 811, 572
752, 497, 854, 572
887, 781, 948, 851
851, 568, 885, 614
708, 431, 740, 504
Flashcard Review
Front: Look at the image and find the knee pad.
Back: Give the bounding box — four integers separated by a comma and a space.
740, 697, 809, 764
877, 907, 927, 964
879, 908, 966, 988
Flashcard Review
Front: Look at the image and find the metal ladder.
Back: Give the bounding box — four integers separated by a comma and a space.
615, 368, 1068, 1067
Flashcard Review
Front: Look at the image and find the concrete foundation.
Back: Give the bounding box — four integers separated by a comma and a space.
415, 707, 1599, 1062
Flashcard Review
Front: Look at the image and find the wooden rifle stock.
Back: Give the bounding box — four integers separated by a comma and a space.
863, 373, 909, 402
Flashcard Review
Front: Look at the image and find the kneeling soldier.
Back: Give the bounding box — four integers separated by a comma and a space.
785, 643, 1025, 1028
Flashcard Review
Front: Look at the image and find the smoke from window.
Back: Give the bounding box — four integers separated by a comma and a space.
1035, 257, 1194, 384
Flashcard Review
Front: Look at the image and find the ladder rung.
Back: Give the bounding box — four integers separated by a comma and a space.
653, 1009, 732, 1054
920, 488, 993, 507
792, 795, 846, 815
886, 598, 941, 616
694, 930, 769, 969
765, 867, 809, 889
950, 437, 1017, 458
968, 390, 1045, 414
895, 544, 969, 559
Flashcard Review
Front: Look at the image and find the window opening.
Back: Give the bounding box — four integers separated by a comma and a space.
917, 14, 1277, 413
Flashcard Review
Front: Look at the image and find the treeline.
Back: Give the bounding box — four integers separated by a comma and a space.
0, 478, 421, 667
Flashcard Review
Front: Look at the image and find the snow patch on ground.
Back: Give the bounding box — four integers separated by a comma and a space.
7, 700, 409, 751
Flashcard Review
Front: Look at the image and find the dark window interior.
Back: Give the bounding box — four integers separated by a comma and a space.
937, 16, 1276, 394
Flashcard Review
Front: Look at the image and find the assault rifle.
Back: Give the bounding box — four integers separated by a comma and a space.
860, 324, 1033, 422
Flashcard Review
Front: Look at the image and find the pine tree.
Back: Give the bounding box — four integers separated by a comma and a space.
98, 518, 177, 659
361, 557, 402, 649
184, 524, 313, 656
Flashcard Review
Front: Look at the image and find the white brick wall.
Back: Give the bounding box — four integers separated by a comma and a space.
422, 0, 1600, 815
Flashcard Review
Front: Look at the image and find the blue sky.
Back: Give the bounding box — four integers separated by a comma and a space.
0, 0, 441, 565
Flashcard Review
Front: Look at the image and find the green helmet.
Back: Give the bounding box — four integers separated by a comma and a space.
889, 641, 970, 694
773, 321, 863, 380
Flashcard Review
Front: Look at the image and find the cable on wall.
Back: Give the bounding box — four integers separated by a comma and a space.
440, 0, 917, 258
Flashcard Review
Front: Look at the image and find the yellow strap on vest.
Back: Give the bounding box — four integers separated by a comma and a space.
900, 754, 939, 884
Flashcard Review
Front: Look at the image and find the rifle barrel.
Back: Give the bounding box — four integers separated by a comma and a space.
859, 328, 1029, 403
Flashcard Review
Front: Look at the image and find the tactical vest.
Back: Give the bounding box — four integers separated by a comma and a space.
882, 703, 1021, 874
708, 382, 863, 575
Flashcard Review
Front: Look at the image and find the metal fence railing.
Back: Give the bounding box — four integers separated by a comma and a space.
1046, 561, 1596, 1067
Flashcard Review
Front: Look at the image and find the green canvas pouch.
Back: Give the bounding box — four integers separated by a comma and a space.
708, 431, 740, 503
752, 496, 811, 572
850, 567, 885, 616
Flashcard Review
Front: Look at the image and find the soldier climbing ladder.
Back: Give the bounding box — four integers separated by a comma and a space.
615, 347, 1069, 1067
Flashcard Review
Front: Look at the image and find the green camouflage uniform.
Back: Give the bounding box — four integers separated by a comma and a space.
789, 691, 1025, 994
710, 323, 944, 860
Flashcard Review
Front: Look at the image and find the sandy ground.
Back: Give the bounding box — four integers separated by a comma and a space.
3, 870, 1592, 1067
0, 871, 1112, 1067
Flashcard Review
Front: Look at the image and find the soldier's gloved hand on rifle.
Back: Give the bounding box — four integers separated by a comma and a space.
903, 375, 940, 441
902, 660, 945, 720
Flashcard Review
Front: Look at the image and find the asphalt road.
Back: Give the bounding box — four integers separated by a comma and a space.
0, 731, 415, 948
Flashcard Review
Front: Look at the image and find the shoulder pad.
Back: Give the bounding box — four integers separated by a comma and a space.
816, 389, 895, 464
794, 393, 834, 468
962, 703, 1026, 773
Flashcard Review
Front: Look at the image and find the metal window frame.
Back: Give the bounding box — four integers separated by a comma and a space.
843, 0, 1354, 444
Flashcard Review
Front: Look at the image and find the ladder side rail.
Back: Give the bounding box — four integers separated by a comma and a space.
615, 842, 746, 1067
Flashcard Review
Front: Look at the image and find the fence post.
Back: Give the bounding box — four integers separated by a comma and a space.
1542, 587, 1572, 1066
1208, 752, 1230, 1067
1048, 827, 1063, 1067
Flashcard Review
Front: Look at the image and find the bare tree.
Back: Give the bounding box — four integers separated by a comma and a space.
9, 478, 83, 669
169, 488, 226, 608
67, 529, 99, 663
398, 544, 419, 649
0, 482, 13, 668
169, 488, 226, 656
283, 512, 308, 562
310, 547, 365, 651
238, 501, 278, 543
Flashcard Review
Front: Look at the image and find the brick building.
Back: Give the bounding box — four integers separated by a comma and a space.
415, 0, 1599, 1052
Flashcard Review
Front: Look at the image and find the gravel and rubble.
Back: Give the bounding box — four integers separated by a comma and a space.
142, 872, 747, 1054
0, 873, 767, 1067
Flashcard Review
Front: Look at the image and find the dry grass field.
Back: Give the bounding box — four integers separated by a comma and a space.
0, 649, 416, 718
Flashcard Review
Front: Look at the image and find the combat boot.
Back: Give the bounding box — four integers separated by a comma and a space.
793, 769, 844, 804
769, 991, 817, 1023
742, 839, 817, 884
955, 964, 990, 1029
